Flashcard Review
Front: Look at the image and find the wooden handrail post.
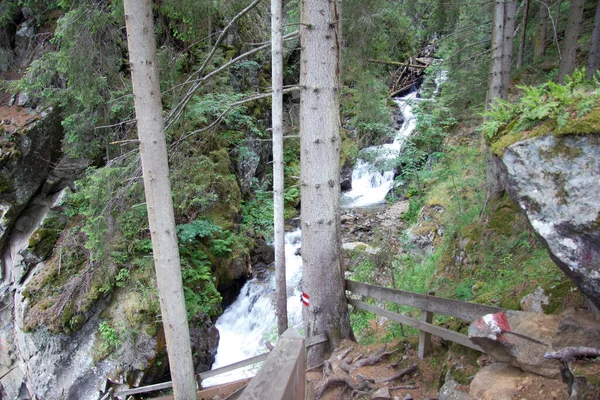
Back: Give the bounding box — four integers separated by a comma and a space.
239, 328, 306, 400
418, 291, 435, 359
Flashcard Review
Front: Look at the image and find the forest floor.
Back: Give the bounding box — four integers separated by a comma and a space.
306, 334, 574, 400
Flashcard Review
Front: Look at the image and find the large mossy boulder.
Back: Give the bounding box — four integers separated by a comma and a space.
0, 110, 63, 252
498, 133, 600, 309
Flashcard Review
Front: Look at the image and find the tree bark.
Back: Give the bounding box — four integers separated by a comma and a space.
586, 0, 600, 79
123, 1, 196, 398
501, 0, 516, 99
534, 0, 549, 60
517, 0, 530, 69
300, 0, 353, 367
486, 0, 516, 201
271, 0, 288, 336
558, 0, 585, 83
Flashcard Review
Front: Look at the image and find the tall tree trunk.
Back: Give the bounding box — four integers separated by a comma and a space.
271, 0, 288, 336
486, 0, 516, 201
558, 0, 585, 83
501, 0, 516, 98
123, 0, 196, 398
586, 0, 600, 79
300, 0, 352, 367
534, 0, 549, 60
517, 0, 530, 68
487, 0, 506, 107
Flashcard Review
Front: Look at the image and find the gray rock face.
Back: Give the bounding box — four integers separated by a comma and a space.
468, 311, 562, 378
234, 138, 270, 195
552, 309, 600, 350
470, 363, 569, 400
520, 287, 549, 312
500, 135, 600, 308
0, 110, 64, 255
439, 379, 471, 400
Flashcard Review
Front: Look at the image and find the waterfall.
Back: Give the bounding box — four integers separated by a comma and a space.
341, 91, 418, 208
202, 91, 419, 387
202, 229, 304, 386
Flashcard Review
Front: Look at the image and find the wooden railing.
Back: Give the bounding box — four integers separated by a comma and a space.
345, 279, 506, 357
115, 281, 505, 399
116, 331, 326, 400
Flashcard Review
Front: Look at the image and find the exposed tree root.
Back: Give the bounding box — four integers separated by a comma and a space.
315, 343, 417, 400
375, 364, 418, 383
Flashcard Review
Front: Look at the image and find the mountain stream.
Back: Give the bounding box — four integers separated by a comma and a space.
202, 91, 418, 387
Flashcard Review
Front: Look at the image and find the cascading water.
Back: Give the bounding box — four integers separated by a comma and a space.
202, 229, 304, 386
341, 91, 418, 208
203, 91, 419, 387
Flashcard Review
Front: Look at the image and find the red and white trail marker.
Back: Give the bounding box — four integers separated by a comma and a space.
301, 292, 310, 307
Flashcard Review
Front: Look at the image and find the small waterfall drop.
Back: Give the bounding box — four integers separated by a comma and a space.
203, 91, 419, 387
342, 92, 418, 208
202, 229, 304, 386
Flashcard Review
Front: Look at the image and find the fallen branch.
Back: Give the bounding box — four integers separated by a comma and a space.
375, 364, 418, 384
368, 59, 430, 68
389, 385, 419, 390
545, 347, 600, 361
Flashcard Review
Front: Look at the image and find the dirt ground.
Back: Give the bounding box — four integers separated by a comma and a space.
304, 333, 584, 400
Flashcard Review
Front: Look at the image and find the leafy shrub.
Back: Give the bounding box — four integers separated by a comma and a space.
481, 68, 600, 140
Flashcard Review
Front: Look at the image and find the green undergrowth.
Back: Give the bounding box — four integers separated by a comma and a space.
349, 125, 585, 345
483, 68, 600, 156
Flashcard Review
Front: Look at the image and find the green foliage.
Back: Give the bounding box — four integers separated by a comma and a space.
241, 189, 274, 240
179, 246, 222, 318
98, 321, 120, 350
482, 69, 600, 141
177, 219, 222, 243
15, 4, 129, 158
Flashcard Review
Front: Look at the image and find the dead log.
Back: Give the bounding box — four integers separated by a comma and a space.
545, 347, 600, 361
368, 59, 430, 68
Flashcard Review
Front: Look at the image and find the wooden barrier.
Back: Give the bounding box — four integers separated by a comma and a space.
346, 279, 506, 357
239, 329, 306, 400
114, 333, 326, 399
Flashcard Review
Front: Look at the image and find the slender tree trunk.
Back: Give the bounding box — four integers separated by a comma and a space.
553, 0, 562, 36
300, 0, 353, 367
123, 1, 196, 398
501, 0, 516, 98
271, 0, 288, 336
486, 0, 516, 201
517, 0, 530, 68
534, 0, 549, 60
586, 0, 600, 79
487, 0, 506, 107
558, 0, 585, 83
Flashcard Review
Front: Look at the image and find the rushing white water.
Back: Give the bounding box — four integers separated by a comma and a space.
202, 229, 304, 386
203, 91, 420, 387
341, 92, 418, 208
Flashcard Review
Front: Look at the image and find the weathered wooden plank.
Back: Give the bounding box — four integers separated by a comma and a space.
115, 381, 174, 396
240, 328, 306, 400
151, 378, 252, 400
118, 333, 325, 397
116, 354, 268, 397
306, 334, 327, 348
418, 291, 435, 359
348, 299, 484, 352
199, 353, 269, 380
346, 280, 505, 322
